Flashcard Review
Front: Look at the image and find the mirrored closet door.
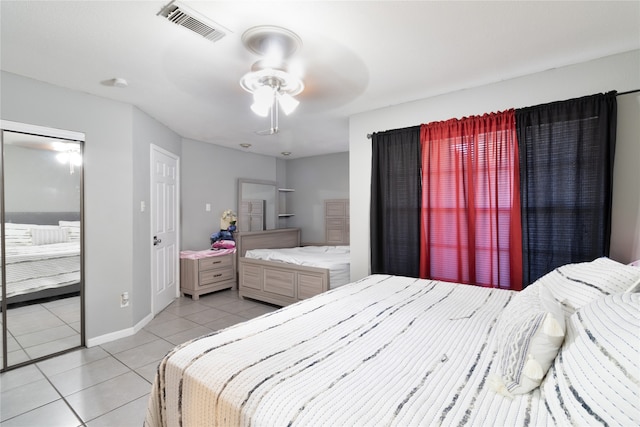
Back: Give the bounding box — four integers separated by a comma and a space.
1, 120, 85, 371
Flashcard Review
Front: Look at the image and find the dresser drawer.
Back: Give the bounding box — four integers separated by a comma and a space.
199, 255, 232, 270
200, 267, 233, 286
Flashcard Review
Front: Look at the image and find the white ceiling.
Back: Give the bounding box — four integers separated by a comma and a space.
1, 1, 639, 159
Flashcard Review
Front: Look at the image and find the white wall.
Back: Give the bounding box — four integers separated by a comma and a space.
610, 92, 640, 263
349, 50, 640, 281
181, 139, 277, 250
287, 152, 350, 243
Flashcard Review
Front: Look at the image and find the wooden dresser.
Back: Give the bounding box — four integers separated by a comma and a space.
180, 251, 236, 300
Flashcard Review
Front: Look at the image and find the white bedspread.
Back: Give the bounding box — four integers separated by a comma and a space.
146, 272, 639, 427
244, 245, 350, 288
2, 242, 80, 299
145, 275, 544, 426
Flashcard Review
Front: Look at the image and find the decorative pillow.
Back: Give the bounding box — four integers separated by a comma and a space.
3, 223, 33, 246
31, 226, 69, 245
59, 220, 81, 242
534, 257, 640, 316
541, 293, 640, 426
489, 284, 566, 396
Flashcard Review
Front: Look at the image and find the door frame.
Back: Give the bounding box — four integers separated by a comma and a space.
149, 144, 181, 316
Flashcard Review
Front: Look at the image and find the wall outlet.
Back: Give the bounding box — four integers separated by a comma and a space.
120, 292, 130, 308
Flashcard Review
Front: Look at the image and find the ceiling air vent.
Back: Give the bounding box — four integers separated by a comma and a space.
158, 1, 229, 43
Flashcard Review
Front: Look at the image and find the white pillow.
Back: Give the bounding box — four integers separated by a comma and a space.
31, 226, 69, 245
489, 284, 566, 396
59, 220, 81, 242
534, 257, 640, 316
541, 293, 640, 426
4, 223, 33, 246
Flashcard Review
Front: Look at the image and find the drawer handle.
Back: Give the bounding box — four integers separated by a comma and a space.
212, 261, 221, 264
213, 273, 222, 278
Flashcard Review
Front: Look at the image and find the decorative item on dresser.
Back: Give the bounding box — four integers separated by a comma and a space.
179, 249, 236, 300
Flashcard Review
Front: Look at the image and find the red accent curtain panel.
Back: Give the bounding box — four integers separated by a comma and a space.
420, 110, 523, 290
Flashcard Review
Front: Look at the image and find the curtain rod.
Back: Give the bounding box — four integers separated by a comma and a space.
366, 89, 640, 139
617, 89, 640, 96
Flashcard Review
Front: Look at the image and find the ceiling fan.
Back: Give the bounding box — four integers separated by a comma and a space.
239, 26, 304, 135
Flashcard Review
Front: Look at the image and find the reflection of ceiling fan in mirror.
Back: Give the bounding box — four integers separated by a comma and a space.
239, 26, 304, 136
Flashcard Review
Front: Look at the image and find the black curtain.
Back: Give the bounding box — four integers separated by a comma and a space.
516, 92, 617, 286
370, 126, 421, 277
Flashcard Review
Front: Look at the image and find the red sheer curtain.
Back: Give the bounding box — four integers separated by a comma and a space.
419, 110, 523, 290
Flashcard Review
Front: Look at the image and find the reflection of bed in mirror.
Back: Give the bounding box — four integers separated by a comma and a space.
3, 212, 81, 306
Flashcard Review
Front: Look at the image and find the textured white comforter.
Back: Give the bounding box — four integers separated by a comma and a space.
145, 274, 638, 427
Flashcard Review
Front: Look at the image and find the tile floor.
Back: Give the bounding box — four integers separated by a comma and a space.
0, 289, 279, 426
2, 296, 81, 367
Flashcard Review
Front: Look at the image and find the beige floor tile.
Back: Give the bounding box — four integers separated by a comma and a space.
0, 398, 82, 427
48, 356, 130, 396
65, 372, 150, 422
112, 339, 175, 370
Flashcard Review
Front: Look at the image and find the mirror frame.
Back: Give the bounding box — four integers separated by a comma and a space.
237, 178, 278, 232
0, 120, 85, 371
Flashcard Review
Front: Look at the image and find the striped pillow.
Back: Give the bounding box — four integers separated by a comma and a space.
490, 284, 566, 396
542, 293, 640, 426
31, 226, 69, 245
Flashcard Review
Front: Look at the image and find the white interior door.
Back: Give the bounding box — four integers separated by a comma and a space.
151, 146, 179, 315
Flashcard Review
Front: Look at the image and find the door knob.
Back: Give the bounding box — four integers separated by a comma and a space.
153, 236, 162, 246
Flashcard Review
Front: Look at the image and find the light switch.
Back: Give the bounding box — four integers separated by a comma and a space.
205, 203, 211, 212
140, 201, 146, 212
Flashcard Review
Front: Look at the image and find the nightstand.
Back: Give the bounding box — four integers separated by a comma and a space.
180, 250, 236, 300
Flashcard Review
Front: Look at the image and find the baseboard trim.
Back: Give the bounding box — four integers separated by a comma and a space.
86, 312, 154, 347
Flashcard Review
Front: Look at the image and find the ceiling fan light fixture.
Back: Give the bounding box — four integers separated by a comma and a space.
251, 101, 271, 117
278, 93, 299, 115
239, 26, 304, 131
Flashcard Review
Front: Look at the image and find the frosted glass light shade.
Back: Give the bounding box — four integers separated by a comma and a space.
278, 93, 299, 115
251, 86, 274, 117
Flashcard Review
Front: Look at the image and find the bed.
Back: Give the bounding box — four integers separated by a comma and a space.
237, 229, 350, 306
145, 257, 640, 427
2, 214, 81, 305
